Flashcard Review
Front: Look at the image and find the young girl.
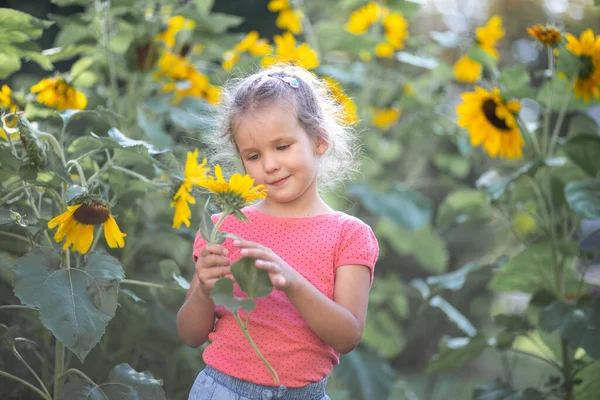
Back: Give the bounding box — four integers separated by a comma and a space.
176, 65, 379, 400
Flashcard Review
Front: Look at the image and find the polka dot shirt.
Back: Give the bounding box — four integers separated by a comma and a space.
192, 206, 379, 387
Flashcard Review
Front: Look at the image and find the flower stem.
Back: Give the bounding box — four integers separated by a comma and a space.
233, 311, 279, 384
13, 346, 52, 399
541, 48, 555, 155
548, 77, 575, 157
121, 279, 185, 291
210, 213, 227, 244
0, 369, 49, 399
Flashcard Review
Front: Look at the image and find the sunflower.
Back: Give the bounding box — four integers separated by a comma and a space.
375, 42, 395, 58
268, 0, 303, 34
372, 108, 401, 131
261, 32, 319, 70
383, 12, 408, 50
223, 32, 271, 71
565, 29, 600, 103
0, 85, 17, 113
171, 149, 210, 228
456, 86, 524, 159
476, 16, 504, 59
156, 15, 196, 49
199, 164, 267, 213
48, 200, 126, 254
527, 24, 562, 46
345, 2, 386, 35
30, 77, 87, 112
322, 77, 358, 125
454, 55, 482, 83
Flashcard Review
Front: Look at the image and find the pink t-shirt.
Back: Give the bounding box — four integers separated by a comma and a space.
192, 206, 379, 387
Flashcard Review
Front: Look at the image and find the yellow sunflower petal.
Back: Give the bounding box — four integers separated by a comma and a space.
104, 215, 126, 248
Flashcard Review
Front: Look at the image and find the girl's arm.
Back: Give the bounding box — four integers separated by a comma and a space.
236, 239, 371, 354
284, 264, 371, 354
176, 274, 216, 348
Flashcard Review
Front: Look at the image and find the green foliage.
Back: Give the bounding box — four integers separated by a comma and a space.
210, 277, 256, 312
565, 179, 600, 219
427, 336, 488, 374
13, 247, 124, 361
574, 362, 600, 400
230, 257, 273, 299
564, 134, 600, 177
473, 380, 543, 400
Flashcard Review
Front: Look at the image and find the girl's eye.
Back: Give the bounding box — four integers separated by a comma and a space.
277, 144, 290, 151
247, 154, 259, 161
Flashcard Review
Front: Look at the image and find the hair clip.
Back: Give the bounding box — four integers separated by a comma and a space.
268, 73, 299, 89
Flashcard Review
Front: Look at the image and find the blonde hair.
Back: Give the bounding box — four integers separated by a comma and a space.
205, 64, 360, 189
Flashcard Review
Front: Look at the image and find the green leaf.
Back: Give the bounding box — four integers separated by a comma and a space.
65, 185, 86, 203
433, 152, 470, 178
556, 42, 582, 79
564, 134, 600, 176
490, 241, 579, 294
476, 161, 542, 201
0, 8, 53, 41
427, 335, 488, 374
108, 363, 166, 400
231, 257, 273, 299
336, 348, 397, 400
499, 64, 536, 99
158, 259, 180, 280
429, 296, 477, 336
538, 76, 599, 111
575, 362, 600, 400
46, 152, 73, 184
466, 46, 497, 71
137, 108, 172, 150
565, 179, 600, 219
567, 113, 600, 136
316, 21, 378, 56
348, 183, 431, 229
195, 0, 215, 14
13, 248, 125, 362
0, 53, 21, 79
189, 12, 243, 34
539, 299, 600, 359
473, 379, 544, 400
379, 219, 448, 273
210, 277, 256, 313
436, 189, 491, 230
58, 376, 138, 400
0, 146, 22, 172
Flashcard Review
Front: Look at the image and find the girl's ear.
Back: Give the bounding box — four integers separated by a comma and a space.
315, 131, 329, 155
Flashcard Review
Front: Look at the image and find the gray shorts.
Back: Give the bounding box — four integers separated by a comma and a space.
188, 366, 331, 400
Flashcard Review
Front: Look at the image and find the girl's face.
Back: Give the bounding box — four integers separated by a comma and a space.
234, 104, 328, 212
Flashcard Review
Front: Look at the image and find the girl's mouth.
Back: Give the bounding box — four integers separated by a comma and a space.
270, 176, 290, 187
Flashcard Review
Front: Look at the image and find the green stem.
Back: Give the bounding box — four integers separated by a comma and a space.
99, 0, 120, 112
517, 118, 541, 157
57, 368, 98, 388
53, 249, 70, 398
120, 279, 185, 291
110, 165, 169, 186
66, 160, 87, 186
36, 131, 67, 167
562, 339, 574, 400
505, 348, 562, 372
541, 47, 554, 155
13, 346, 52, 399
210, 213, 227, 244
24, 188, 54, 247
548, 77, 575, 157
0, 369, 49, 399
0, 231, 31, 245
0, 305, 38, 312
233, 311, 279, 384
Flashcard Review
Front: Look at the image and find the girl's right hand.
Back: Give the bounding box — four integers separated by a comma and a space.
195, 244, 231, 296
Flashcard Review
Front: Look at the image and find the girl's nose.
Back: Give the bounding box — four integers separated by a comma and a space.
263, 154, 280, 173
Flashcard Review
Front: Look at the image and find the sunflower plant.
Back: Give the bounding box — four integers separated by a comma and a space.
413, 22, 600, 400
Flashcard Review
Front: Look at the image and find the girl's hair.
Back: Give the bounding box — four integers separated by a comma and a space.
206, 64, 359, 189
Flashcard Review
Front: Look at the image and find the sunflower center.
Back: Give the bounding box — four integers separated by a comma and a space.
579, 55, 594, 79
73, 200, 110, 225
482, 99, 510, 130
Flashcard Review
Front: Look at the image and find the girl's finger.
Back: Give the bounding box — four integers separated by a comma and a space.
233, 240, 265, 250
240, 247, 271, 260
255, 259, 279, 273
200, 266, 231, 279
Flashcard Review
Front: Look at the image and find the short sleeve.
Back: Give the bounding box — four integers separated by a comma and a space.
335, 217, 379, 285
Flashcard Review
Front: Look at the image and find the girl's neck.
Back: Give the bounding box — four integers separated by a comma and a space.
253, 198, 334, 219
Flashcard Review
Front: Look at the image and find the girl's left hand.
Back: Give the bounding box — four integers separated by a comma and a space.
233, 240, 297, 291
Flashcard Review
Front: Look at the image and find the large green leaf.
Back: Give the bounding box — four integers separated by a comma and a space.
538, 76, 599, 111
231, 257, 273, 299
564, 134, 600, 177
335, 349, 397, 400
13, 247, 124, 361
539, 298, 600, 359
476, 161, 542, 201
378, 218, 448, 273
574, 362, 600, 400
348, 183, 432, 230
427, 335, 488, 374
499, 64, 536, 99
473, 379, 544, 400
489, 241, 579, 295
210, 277, 256, 313
565, 179, 600, 219
108, 363, 166, 400
199, 199, 225, 244
0, 53, 21, 79
0, 146, 22, 172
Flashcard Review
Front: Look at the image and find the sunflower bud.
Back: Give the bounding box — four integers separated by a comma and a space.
17, 117, 46, 167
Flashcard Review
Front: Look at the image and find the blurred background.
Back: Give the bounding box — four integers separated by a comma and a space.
1, 0, 600, 399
